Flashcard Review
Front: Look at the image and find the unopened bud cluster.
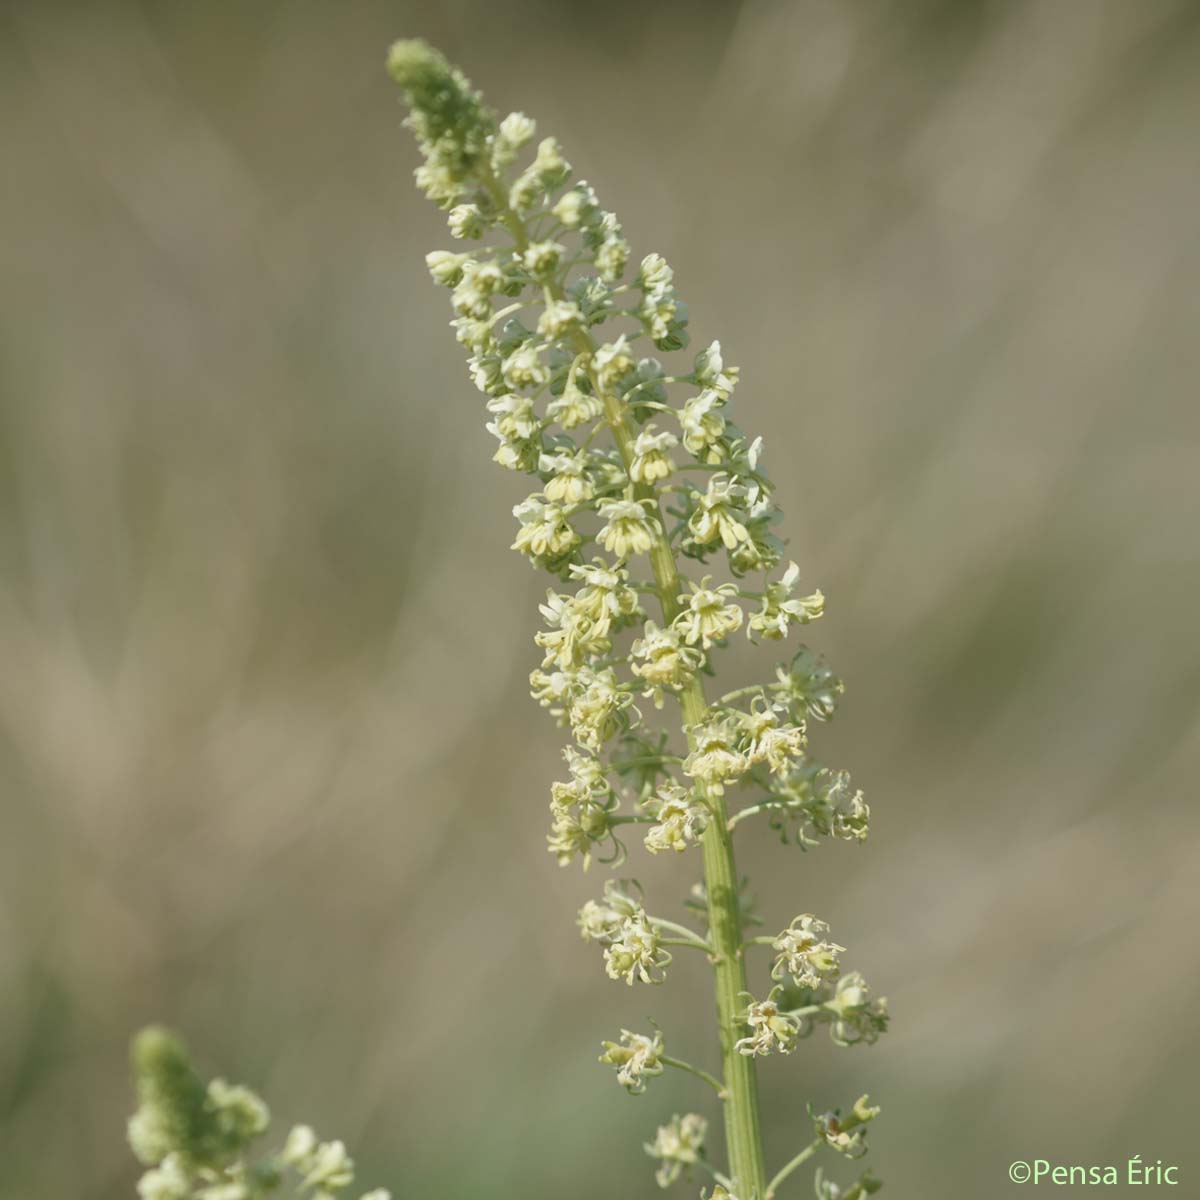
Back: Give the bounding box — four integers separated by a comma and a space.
127, 1029, 388, 1200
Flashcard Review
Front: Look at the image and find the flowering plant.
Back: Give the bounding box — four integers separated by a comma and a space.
124, 38, 891, 1200
384, 40, 890, 1200
126, 1028, 389, 1200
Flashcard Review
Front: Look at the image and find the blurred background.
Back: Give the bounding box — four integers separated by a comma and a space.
2, 1, 1199, 1196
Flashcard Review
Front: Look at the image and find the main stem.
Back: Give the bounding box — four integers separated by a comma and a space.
631, 447, 769, 1200
488, 174, 768, 1198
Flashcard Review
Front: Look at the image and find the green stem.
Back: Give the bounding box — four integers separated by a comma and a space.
651, 917, 714, 953
600, 349, 768, 1200
719, 684, 769, 706
660, 937, 712, 954
764, 1138, 822, 1200
661, 1054, 726, 1098
484, 171, 768, 1199
782, 1004, 823, 1019
695, 1159, 738, 1191
610, 755, 685, 769
727, 802, 777, 831
691, 1156, 734, 1195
